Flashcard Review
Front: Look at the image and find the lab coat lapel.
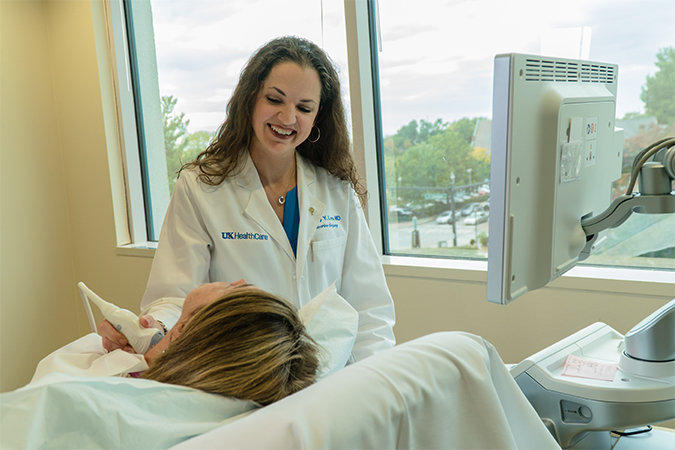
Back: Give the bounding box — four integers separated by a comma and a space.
296, 156, 325, 290
235, 154, 295, 262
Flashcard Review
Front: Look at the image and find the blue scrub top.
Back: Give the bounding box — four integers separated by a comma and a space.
283, 186, 300, 257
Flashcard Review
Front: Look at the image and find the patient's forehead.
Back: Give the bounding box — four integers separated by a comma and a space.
184, 282, 234, 315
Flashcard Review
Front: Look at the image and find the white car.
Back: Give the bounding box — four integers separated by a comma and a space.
461, 202, 483, 217
464, 211, 489, 225
435, 210, 458, 224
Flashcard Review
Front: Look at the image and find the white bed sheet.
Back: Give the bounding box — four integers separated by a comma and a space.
0, 373, 257, 449
171, 331, 561, 450
1, 331, 560, 449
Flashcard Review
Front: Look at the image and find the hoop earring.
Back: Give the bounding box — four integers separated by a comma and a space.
308, 126, 321, 143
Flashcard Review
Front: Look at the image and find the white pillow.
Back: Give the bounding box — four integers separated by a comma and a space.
298, 282, 358, 378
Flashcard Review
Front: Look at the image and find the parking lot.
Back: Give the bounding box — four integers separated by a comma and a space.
388, 213, 490, 251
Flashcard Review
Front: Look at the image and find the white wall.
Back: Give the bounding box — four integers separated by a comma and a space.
0, 0, 80, 392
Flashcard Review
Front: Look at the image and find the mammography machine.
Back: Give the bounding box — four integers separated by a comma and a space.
488, 53, 675, 449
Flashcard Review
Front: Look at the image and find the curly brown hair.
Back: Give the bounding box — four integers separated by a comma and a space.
181, 35, 367, 206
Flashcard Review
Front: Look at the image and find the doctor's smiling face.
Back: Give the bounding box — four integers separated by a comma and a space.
144, 280, 251, 364
249, 61, 321, 161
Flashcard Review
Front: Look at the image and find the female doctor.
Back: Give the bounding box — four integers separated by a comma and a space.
100, 36, 395, 362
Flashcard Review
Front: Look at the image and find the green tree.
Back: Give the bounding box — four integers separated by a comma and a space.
183, 131, 213, 161
640, 47, 675, 125
162, 95, 190, 193
427, 129, 477, 186
161, 96, 215, 195
446, 117, 478, 144
384, 117, 489, 207
392, 127, 476, 203
167, 131, 214, 195
391, 118, 447, 152
418, 118, 447, 143
392, 120, 419, 150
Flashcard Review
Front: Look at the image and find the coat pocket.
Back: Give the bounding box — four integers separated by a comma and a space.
309, 235, 348, 289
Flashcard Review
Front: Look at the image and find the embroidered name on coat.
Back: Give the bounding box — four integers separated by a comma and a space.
317, 214, 341, 230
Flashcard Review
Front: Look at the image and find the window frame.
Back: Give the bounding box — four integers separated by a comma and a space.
106, 0, 149, 248
106, 0, 167, 253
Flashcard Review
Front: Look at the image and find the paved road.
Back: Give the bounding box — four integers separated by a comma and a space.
388, 215, 489, 251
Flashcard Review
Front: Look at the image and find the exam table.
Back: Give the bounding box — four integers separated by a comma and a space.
1, 331, 559, 449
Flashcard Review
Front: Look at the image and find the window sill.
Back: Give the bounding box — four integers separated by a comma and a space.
382, 255, 675, 298
112, 246, 673, 297
116, 242, 157, 258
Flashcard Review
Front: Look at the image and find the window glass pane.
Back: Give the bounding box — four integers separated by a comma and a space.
376, 0, 675, 269
129, 0, 351, 240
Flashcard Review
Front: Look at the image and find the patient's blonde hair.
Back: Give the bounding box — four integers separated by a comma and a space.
142, 289, 319, 405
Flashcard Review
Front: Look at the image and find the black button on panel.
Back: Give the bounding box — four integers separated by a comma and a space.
561, 400, 593, 423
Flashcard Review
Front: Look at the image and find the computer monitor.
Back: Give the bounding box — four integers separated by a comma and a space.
487, 53, 624, 305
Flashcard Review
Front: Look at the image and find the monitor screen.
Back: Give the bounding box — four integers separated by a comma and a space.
487, 53, 624, 305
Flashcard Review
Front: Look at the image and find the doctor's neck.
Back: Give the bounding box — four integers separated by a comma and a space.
250, 151, 297, 187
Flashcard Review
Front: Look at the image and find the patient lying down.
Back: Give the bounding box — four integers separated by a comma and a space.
1, 286, 342, 449
36, 283, 321, 406
142, 284, 320, 405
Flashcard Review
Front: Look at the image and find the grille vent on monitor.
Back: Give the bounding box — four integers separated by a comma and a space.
524, 58, 616, 83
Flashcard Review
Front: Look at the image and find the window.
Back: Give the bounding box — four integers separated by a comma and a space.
121, 0, 351, 241
373, 0, 675, 270
114, 0, 673, 274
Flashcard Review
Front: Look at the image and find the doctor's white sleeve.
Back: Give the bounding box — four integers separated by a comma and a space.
140, 171, 214, 328
340, 190, 396, 361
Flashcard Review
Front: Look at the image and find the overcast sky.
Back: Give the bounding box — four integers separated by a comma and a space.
150, 0, 675, 137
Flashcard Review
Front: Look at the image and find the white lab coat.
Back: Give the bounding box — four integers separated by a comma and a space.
141, 153, 395, 361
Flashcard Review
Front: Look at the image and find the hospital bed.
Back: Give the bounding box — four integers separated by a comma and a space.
1, 331, 559, 449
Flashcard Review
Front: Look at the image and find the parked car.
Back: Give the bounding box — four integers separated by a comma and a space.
464, 211, 489, 225
461, 202, 483, 217
435, 210, 458, 225
389, 206, 413, 220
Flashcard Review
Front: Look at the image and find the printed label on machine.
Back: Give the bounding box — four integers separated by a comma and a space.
561, 354, 618, 381
560, 117, 583, 184
584, 116, 598, 167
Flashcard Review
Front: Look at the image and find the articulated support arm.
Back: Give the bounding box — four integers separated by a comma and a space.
579, 192, 675, 261
579, 142, 675, 262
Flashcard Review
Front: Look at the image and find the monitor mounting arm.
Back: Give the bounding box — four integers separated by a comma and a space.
580, 141, 675, 261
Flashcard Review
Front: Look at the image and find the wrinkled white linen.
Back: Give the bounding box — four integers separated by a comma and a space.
0, 373, 257, 449
30, 333, 147, 383
299, 281, 358, 378
171, 332, 561, 450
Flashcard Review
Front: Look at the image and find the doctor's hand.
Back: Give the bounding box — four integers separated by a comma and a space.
99, 319, 133, 353
99, 316, 163, 353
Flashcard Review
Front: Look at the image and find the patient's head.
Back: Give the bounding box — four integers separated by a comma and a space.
144, 280, 251, 362
142, 287, 320, 405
